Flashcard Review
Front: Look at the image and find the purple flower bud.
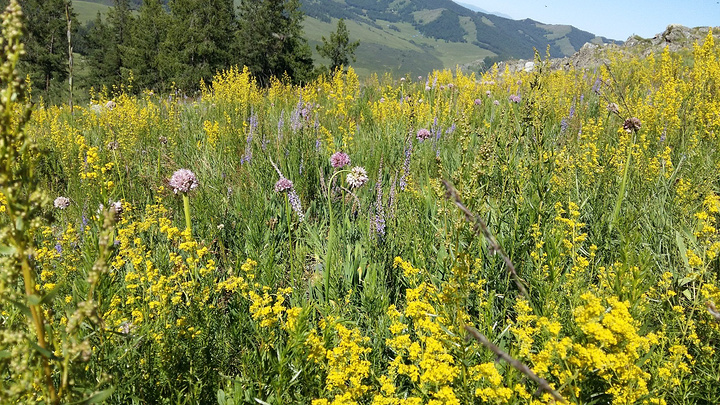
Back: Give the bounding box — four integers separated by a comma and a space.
288, 190, 304, 222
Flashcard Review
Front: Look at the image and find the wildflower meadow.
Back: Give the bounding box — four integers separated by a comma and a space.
2, 2, 720, 404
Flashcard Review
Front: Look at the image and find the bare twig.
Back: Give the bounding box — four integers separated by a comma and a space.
465, 325, 567, 403
442, 179, 529, 298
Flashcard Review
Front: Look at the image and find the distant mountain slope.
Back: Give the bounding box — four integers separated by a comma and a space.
302, 0, 616, 72
72, 0, 617, 77
453, 1, 512, 19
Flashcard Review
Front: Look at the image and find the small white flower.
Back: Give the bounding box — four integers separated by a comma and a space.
54, 196, 70, 209
346, 166, 369, 189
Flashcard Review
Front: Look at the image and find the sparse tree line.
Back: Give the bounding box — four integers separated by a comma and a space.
1, 0, 358, 103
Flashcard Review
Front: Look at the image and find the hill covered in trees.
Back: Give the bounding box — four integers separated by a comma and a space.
9, 0, 617, 103
74, 0, 617, 77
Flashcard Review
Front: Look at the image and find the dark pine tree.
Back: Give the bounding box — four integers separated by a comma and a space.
236, 0, 314, 86
1, 0, 78, 102
317, 18, 359, 74
126, 0, 170, 92
85, 0, 135, 91
165, 0, 237, 93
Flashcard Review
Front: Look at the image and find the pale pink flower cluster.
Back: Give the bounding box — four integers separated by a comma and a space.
169, 169, 199, 194
54, 196, 70, 209
416, 128, 431, 141
346, 166, 369, 189
330, 151, 351, 168
274, 177, 294, 193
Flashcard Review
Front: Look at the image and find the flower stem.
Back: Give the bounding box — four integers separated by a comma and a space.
183, 193, 192, 237
286, 195, 295, 288
610, 133, 635, 233
325, 169, 347, 304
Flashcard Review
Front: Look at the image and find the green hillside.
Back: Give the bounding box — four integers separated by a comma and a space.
71, 0, 616, 76
73, 0, 110, 22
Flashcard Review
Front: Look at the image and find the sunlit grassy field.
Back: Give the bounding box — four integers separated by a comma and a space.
2, 3, 720, 402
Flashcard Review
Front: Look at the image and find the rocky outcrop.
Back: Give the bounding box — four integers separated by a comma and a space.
490, 24, 719, 74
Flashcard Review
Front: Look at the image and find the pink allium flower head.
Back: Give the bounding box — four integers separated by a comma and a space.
416, 128, 432, 141
346, 166, 369, 189
486, 90, 492, 96
493, 100, 500, 106
425, 86, 431, 91
509, 94, 521, 103
474, 98, 482, 105
623, 117, 642, 133
330, 151, 351, 168
54, 196, 70, 209
274, 177, 294, 193
169, 169, 199, 194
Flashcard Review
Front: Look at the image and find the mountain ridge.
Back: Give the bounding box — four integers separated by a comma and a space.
71, 0, 618, 76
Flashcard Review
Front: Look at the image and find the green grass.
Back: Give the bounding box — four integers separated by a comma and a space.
304, 16, 495, 76
73, 0, 110, 23
4, 33, 720, 404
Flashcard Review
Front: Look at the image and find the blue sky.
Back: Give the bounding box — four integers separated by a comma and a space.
461, 0, 720, 41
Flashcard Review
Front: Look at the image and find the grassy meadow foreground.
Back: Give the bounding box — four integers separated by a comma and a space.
3, 7, 720, 403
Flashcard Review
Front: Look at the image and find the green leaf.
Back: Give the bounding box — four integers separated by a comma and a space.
0, 244, 16, 255
75, 387, 115, 404
27, 294, 42, 306
683, 289, 693, 301
0, 350, 11, 360
217, 390, 226, 405
9, 299, 31, 318
675, 231, 690, 272
40, 284, 62, 305
26, 339, 58, 360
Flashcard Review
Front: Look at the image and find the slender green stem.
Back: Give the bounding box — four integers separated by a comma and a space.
113, 149, 126, 201
286, 195, 295, 288
183, 193, 192, 237
610, 133, 635, 233
325, 169, 348, 304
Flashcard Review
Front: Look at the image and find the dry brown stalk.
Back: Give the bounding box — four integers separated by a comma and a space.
464, 325, 567, 403
441, 179, 529, 298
